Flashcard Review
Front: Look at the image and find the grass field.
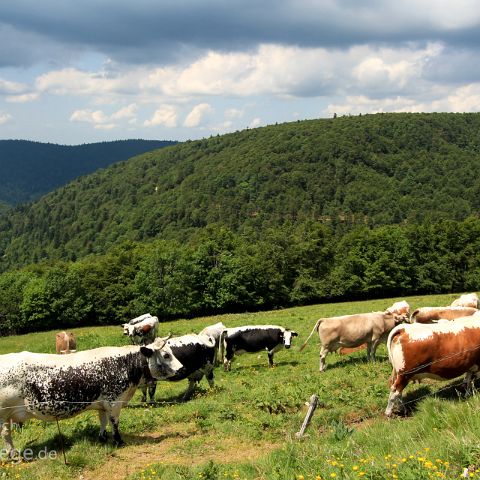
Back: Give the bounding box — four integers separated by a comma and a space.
0, 293, 479, 479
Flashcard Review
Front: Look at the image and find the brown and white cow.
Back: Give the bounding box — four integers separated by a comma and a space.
55, 331, 77, 354
410, 306, 477, 324
385, 316, 480, 416
451, 293, 479, 309
300, 311, 407, 371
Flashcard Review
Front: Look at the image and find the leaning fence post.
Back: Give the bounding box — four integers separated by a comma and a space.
295, 394, 318, 438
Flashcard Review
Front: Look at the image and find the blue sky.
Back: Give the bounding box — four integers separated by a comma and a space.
1, 0, 480, 144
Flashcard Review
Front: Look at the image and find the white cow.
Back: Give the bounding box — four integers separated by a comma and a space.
451, 293, 479, 309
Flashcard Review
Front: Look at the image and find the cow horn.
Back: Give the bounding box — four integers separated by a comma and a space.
157, 333, 172, 350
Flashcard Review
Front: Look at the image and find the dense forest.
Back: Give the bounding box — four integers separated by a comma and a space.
2, 113, 480, 270
0, 139, 176, 205
1, 112, 480, 333
1, 218, 479, 334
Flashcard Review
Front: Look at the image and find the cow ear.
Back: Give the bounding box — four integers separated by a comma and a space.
292, 331, 298, 337
140, 346, 154, 358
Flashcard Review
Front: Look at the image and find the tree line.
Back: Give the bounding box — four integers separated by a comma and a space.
1, 217, 479, 334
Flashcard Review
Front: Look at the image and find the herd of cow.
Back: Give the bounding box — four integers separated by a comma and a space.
1, 292, 480, 458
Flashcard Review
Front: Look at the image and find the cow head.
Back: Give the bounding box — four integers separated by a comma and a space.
283, 329, 298, 349
122, 323, 134, 336
140, 335, 184, 379
393, 313, 409, 325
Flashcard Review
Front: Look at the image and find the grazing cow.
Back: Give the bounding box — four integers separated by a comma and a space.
410, 306, 477, 324
0, 338, 180, 455
385, 316, 480, 416
220, 325, 298, 371
386, 301, 410, 316
122, 315, 159, 344
122, 315, 159, 403
141, 333, 217, 399
300, 311, 407, 371
451, 293, 479, 309
199, 322, 226, 365
55, 331, 77, 354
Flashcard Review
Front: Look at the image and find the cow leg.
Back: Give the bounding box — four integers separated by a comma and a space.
267, 351, 274, 367
205, 364, 215, 389
385, 374, 407, 417
319, 346, 329, 372
368, 339, 381, 361
98, 410, 109, 443
108, 403, 125, 446
1, 421, 16, 457
147, 380, 157, 404
463, 368, 478, 396
109, 415, 124, 446
181, 379, 197, 401
223, 355, 233, 372
139, 384, 148, 403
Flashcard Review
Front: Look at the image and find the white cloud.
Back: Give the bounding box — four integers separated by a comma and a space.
111, 103, 137, 120
6, 93, 39, 103
446, 84, 480, 112
70, 109, 109, 124
0, 112, 12, 125
144, 105, 178, 127
183, 103, 213, 127
94, 123, 116, 130
225, 108, 244, 119
0, 78, 27, 95
249, 117, 261, 128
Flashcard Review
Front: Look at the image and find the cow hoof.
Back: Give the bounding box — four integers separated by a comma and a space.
114, 438, 125, 447
98, 432, 108, 443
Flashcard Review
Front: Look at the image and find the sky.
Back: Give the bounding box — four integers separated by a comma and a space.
1, 0, 480, 145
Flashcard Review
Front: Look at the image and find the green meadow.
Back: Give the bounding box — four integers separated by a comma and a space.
0, 293, 479, 479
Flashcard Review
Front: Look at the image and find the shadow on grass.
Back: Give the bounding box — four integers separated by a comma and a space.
328, 354, 390, 370
18, 424, 188, 462
396, 378, 474, 416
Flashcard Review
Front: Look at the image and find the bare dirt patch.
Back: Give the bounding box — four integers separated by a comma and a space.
81, 424, 281, 480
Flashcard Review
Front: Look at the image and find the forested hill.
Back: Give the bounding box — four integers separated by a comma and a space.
0, 139, 176, 205
2, 112, 480, 270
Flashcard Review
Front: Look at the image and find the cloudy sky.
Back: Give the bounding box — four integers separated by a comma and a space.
1, 0, 480, 144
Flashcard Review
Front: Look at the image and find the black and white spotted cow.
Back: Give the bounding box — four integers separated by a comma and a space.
141, 333, 217, 400
0, 338, 180, 456
220, 325, 298, 371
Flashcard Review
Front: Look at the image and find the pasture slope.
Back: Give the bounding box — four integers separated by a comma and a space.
1, 294, 480, 479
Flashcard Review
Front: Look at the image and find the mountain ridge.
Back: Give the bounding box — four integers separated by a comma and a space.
1, 112, 480, 270
0, 139, 177, 206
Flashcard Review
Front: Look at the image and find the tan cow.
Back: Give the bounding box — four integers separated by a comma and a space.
385, 316, 480, 416
410, 306, 477, 324
300, 311, 407, 371
55, 331, 77, 354
451, 293, 479, 308
338, 301, 410, 355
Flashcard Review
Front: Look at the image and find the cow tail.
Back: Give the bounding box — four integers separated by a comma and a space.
299, 319, 322, 352
219, 329, 228, 362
